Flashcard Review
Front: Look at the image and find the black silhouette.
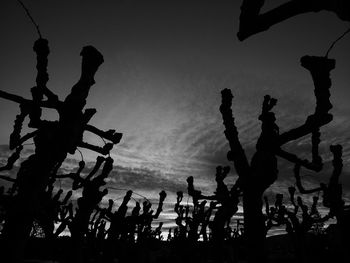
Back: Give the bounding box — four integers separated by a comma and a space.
0, 2, 349, 263
0, 36, 122, 262
293, 144, 350, 261
219, 54, 335, 263
238, 0, 350, 41
67, 156, 112, 262
260, 143, 348, 263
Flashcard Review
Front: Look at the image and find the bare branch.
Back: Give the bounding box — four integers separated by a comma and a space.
16, 0, 42, 38
85, 124, 123, 144
0, 90, 62, 109
276, 148, 322, 172
325, 27, 350, 57
219, 89, 250, 178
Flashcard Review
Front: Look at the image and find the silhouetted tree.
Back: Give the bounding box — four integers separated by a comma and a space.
264, 189, 328, 262
173, 191, 188, 241
107, 190, 133, 241
186, 166, 241, 247
219, 55, 335, 262
67, 157, 112, 262
0, 37, 122, 262
293, 144, 350, 261
137, 190, 167, 242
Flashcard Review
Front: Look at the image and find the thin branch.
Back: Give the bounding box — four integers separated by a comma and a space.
17, 0, 42, 38
325, 27, 350, 57
76, 148, 84, 162
0, 90, 62, 109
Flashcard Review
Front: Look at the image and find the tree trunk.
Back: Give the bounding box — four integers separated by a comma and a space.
243, 186, 267, 263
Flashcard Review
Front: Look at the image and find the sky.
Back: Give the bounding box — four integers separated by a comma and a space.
0, 0, 350, 235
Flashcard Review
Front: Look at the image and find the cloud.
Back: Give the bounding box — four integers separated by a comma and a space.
102, 68, 350, 192
107, 165, 187, 193
1, 67, 350, 234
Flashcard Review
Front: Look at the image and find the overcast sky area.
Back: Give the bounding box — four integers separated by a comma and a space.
1, 0, 350, 235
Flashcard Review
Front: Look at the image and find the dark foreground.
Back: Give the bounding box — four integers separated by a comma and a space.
0, 233, 344, 263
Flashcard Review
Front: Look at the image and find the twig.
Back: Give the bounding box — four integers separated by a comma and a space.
76, 148, 84, 162
17, 0, 42, 38
325, 26, 350, 57
108, 187, 151, 203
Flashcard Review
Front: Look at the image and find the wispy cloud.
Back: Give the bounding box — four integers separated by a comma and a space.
1, 69, 350, 232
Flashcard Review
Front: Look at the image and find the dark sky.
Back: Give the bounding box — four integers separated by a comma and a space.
1, 0, 350, 233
